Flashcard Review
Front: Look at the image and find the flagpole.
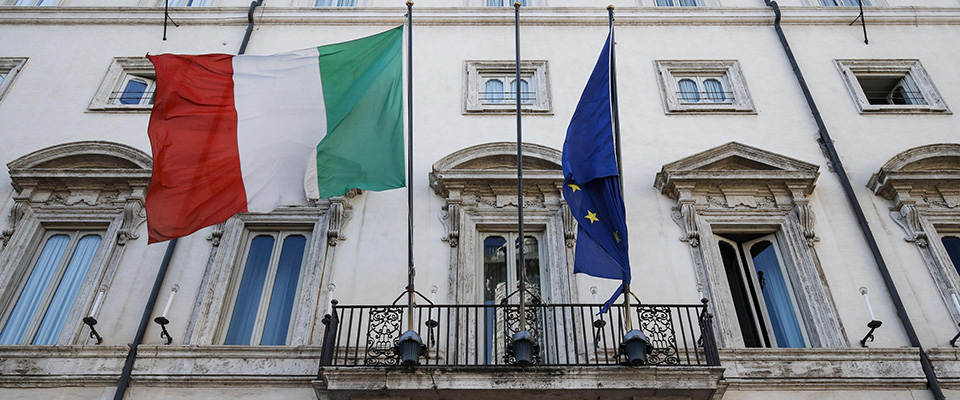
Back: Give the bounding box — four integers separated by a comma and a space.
514, 1, 527, 333
606, 5, 632, 331
405, 0, 416, 332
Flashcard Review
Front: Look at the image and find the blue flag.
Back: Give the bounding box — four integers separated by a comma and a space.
561, 34, 630, 312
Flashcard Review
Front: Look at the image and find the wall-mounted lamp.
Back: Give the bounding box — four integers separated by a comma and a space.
82, 287, 107, 344
858, 286, 882, 347
153, 284, 179, 345
326, 283, 337, 316
426, 285, 439, 347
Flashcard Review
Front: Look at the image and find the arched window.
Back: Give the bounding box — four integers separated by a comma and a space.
677, 79, 700, 103
703, 78, 726, 103
484, 79, 504, 104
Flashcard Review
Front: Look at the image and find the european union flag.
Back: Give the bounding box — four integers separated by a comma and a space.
561, 34, 630, 311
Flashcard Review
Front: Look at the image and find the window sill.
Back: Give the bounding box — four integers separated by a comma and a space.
86, 105, 152, 113
857, 105, 952, 114
463, 106, 553, 115
665, 106, 757, 115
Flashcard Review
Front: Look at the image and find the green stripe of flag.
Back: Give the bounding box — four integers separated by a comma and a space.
314, 26, 405, 198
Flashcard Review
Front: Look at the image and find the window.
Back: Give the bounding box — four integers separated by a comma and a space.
836, 59, 949, 114
315, 0, 356, 6
944, 235, 960, 276
89, 57, 156, 112
0, 232, 102, 345
482, 233, 544, 305
0, 58, 26, 106
656, 0, 703, 6
655, 142, 845, 348
820, 0, 870, 6
717, 234, 806, 348
222, 230, 308, 346
485, 0, 529, 6
655, 60, 756, 114
164, 0, 207, 6
12, 0, 57, 5
464, 61, 551, 114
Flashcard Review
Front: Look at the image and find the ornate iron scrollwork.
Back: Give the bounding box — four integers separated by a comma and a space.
503, 304, 542, 365
636, 306, 680, 366
364, 307, 402, 366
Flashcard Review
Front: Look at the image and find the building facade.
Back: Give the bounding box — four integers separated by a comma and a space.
1, 0, 960, 399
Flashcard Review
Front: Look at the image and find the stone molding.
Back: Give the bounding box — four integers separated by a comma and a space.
0, 345, 128, 387
835, 59, 950, 114
719, 348, 927, 391
316, 365, 725, 400
868, 143, 960, 325
655, 142, 844, 349
0, 141, 150, 346
4, 7, 960, 27
654, 60, 756, 115
928, 347, 960, 390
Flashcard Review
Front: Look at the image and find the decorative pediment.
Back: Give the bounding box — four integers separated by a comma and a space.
868, 143, 960, 208
655, 142, 821, 247
429, 142, 563, 202
654, 142, 820, 202
4, 141, 153, 245
8, 141, 152, 192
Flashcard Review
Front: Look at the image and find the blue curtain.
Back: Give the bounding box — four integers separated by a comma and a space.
32, 235, 101, 345
0, 235, 70, 344
315, 0, 333, 6
679, 0, 699, 6
337, 0, 356, 6
485, 79, 504, 103
750, 241, 804, 348
483, 236, 506, 364
514, 79, 532, 104
703, 79, 726, 103
656, 0, 675, 6
260, 235, 307, 346
224, 235, 275, 345
677, 79, 700, 102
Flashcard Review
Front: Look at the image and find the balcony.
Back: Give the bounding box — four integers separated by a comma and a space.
314, 301, 724, 400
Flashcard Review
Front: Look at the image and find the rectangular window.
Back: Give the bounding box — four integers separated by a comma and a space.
656, 0, 703, 6
315, 0, 356, 6
717, 233, 807, 348
464, 60, 551, 114
486, 0, 528, 6
0, 58, 26, 105
89, 57, 157, 112
0, 231, 102, 345
13, 0, 57, 5
655, 60, 756, 114
480, 232, 544, 364
836, 59, 949, 114
820, 0, 870, 6
222, 231, 308, 346
165, 0, 207, 6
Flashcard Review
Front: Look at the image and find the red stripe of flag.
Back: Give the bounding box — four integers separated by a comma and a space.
146, 54, 247, 243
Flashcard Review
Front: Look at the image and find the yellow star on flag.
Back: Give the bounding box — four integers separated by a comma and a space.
567, 183, 581, 193
614, 231, 621, 243
585, 210, 599, 224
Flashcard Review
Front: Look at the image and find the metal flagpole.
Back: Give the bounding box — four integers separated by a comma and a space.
405, 0, 416, 332
514, 1, 527, 333
607, 5, 631, 331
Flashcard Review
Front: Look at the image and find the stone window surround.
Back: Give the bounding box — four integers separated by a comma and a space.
88, 57, 157, 113
654, 142, 845, 348
0, 141, 151, 345
429, 142, 574, 305
836, 59, 950, 114
0, 58, 27, 107
463, 60, 552, 115
868, 143, 960, 326
186, 195, 354, 346
655, 60, 756, 115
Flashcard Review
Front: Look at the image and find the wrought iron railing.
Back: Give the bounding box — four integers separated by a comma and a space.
318, 300, 719, 368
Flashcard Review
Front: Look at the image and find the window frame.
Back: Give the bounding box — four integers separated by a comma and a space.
464, 60, 552, 115
655, 60, 756, 114
0, 58, 27, 107
478, 231, 546, 305
89, 57, 157, 113
836, 59, 950, 114
218, 229, 311, 346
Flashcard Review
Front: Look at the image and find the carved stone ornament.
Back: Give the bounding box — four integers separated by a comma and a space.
206, 222, 226, 247
654, 142, 821, 246
4, 141, 152, 245
325, 193, 357, 246
868, 143, 960, 247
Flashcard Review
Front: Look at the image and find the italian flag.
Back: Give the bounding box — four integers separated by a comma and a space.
145, 27, 404, 243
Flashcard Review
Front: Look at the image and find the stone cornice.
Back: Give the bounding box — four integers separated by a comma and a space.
1, 6, 960, 26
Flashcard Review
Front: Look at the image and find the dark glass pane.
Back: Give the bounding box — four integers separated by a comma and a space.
119, 79, 148, 105
523, 236, 541, 298
719, 240, 763, 348
483, 236, 508, 303
0, 235, 70, 345
943, 237, 960, 277
260, 235, 307, 346
224, 235, 274, 345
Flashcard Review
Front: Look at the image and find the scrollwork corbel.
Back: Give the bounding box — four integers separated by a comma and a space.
671, 199, 700, 247
326, 198, 353, 246
561, 203, 576, 248
445, 203, 460, 247
117, 197, 146, 245
0, 198, 28, 246
891, 202, 928, 248
793, 200, 819, 247
206, 222, 226, 247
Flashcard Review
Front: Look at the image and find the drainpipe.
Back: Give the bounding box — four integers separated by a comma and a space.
762, 1, 944, 398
